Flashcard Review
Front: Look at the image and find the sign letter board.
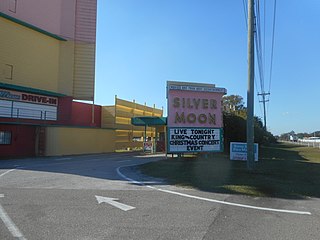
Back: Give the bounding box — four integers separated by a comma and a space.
166, 81, 226, 153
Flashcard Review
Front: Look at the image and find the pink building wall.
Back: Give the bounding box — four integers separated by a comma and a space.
1, 0, 64, 36
0, 0, 96, 42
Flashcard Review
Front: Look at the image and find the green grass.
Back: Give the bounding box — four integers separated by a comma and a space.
139, 143, 320, 199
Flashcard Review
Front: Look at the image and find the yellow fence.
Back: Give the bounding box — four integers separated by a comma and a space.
101, 97, 163, 151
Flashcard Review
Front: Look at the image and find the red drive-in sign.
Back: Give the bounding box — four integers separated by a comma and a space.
0, 89, 58, 106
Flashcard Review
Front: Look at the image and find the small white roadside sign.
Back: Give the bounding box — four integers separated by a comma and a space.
143, 142, 153, 152
230, 142, 259, 161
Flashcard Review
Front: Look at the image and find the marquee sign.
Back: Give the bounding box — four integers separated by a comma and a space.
167, 81, 226, 153
0, 89, 58, 106
168, 128, 222, 153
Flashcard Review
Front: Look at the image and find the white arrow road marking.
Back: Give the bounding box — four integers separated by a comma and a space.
0, 195, 27, 240
95, 195, 135, 211
116, 165, 312, 216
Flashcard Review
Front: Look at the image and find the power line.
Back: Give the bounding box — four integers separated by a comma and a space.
242, 0, 264, 117
255, 76, 264, 116
252, 0, 278, 130
263, 0, 266, 76
266, 0, 277, 115
268, 0, 277, 97
242, 0, 277, 123
255, 0, 265, 94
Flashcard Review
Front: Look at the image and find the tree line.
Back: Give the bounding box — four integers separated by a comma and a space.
222, 94, 276, 152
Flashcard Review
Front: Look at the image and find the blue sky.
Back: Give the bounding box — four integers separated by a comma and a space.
94, 0, 320, 135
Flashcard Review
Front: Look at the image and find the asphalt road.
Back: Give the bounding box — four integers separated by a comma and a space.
0, 153, 319, 240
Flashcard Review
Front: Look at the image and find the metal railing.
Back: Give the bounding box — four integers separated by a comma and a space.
283, 140, 320, 149
0, 105, 57, 121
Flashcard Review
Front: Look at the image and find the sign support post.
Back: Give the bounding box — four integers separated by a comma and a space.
247, 0, 255, 170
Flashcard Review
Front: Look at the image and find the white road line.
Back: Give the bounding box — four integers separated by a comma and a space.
118, 160, 131, 163
0, 203, 27, 240
0, 169, 28, 239
116, 165, 312, 216
9, 158, 106, 169
0, 169, 16, 178
85, 158, 106, 161
54, 157, 72, 161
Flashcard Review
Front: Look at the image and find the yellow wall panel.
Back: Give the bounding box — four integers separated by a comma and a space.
73, 42, 95, 100
45, 126, 115, 156
101, 97, 163, 150
0, 18, 61, 93
116, 141, 143, 150
58, 41, 75, 96
116, 98, 135, 109
101, 106, 115, 128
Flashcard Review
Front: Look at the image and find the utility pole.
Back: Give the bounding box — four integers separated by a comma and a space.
258, 92, 270, 130
247, 0, 255, 171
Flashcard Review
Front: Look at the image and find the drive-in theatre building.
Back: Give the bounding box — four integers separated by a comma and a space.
0, 0, 163, 158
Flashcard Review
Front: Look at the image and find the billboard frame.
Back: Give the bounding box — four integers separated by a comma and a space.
167, 127, 224, 154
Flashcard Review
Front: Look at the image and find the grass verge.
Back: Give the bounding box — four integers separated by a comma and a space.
139, 142, 320, 199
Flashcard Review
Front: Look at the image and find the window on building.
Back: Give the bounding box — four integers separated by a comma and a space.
9, 0, 17, 13
5, 64, 13, 80
0, 131, 12, 145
